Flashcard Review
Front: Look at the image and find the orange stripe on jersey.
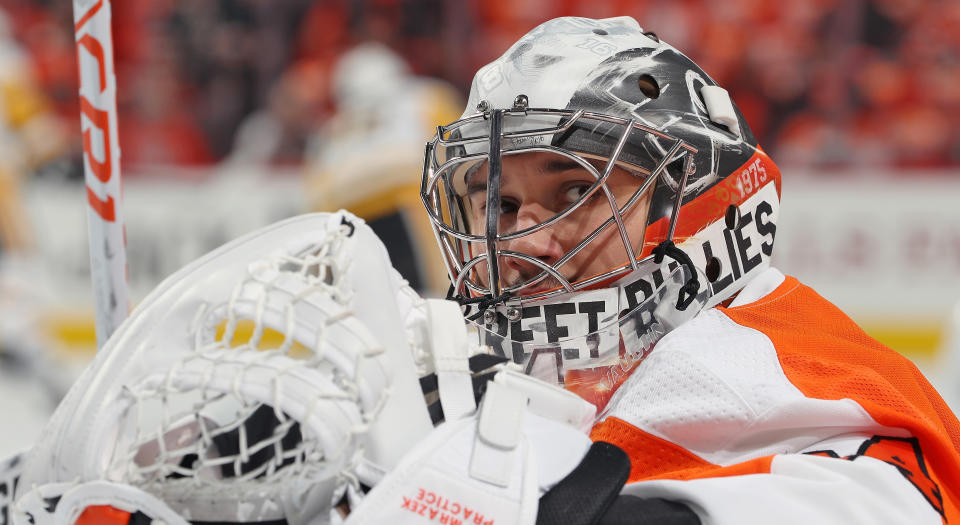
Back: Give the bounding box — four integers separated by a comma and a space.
591, 417, 711, 480
75, 505, 131, 525
720, 275, 960, 521
591, 416, 774, 482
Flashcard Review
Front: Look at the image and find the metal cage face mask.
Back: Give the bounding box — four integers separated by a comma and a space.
421, 102, 699, 306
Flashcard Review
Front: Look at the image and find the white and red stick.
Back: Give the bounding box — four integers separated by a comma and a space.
73, 0, 128, 349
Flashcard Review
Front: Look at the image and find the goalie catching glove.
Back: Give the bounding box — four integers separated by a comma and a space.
9, 212, 433, 524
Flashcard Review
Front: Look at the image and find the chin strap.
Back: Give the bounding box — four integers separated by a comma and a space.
448, 284, 513, 322
651, 240, 700, 311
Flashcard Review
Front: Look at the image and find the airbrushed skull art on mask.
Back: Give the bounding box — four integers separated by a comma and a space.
421, 16, 781, 410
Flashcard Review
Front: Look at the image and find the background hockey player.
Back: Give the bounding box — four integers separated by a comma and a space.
305, 42, 462, 295
418, 15, 960, 523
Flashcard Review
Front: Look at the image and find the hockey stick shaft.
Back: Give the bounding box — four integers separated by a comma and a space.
73, 0, 129, 349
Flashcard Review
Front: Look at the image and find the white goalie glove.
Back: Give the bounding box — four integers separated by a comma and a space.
3, 211, 599, 525
8, 212, 436, 524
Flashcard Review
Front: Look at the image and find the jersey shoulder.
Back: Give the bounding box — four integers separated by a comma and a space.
719, 274, 960, 493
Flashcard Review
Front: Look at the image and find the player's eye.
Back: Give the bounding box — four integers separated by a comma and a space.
474, 198, 518, 216
498, 198, 519, 215
562, 183, 593, 204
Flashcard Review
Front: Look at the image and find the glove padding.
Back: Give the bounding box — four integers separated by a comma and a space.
535, 441, 630, 525
597, 496, 701, 525
345, 378, 594, 525
536, 441, 701, 525
12, 481, 189, 525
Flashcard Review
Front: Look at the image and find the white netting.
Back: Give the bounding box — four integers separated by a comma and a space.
91, 216, 387, 522
113, 221, 360, 519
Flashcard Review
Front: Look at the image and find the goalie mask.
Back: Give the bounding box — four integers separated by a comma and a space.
421, 16, 781, 409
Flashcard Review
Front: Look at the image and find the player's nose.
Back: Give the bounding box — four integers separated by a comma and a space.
502, 202, 564, 271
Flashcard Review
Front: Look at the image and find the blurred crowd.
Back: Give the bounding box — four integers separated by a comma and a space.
0, 0, 957, 175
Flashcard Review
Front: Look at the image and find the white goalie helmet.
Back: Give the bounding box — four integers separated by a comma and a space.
421, 16, 782, 409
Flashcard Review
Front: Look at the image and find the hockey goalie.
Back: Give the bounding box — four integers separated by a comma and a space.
4, 16, 960, 525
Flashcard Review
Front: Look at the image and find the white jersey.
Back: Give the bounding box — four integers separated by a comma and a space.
593, 267, 959, 524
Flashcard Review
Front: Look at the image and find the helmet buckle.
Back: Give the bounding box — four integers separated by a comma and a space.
505, 297, 523, 322
511, 94, 529, 112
